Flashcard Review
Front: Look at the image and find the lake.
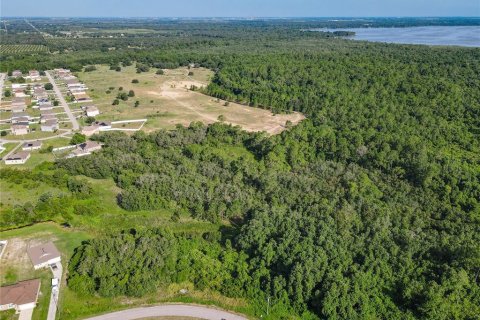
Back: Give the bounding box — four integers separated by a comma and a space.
317, 26, 480, 47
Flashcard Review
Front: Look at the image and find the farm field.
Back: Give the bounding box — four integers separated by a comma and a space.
77, 65, 304, 134
0, 44, 48, 55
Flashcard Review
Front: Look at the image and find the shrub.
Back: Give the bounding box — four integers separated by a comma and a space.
70, 133, 86, 145
132, 79, 139, 84
84, 65, 97, 72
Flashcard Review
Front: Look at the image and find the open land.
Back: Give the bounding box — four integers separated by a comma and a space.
76, 65, 304, 134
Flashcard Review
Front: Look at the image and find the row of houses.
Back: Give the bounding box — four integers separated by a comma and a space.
54, 69, 92, 103
0, 242, 61, 313
4, 140, 102, 165
2, 141, 42, 165
9, 114, 58, 135
11, 70, 42, 81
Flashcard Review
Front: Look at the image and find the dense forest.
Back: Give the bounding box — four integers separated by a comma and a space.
1, 18, 479, 319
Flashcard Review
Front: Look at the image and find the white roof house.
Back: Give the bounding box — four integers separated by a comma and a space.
26, 70, 41, 81
11, 70, 23, 78
11, 124, 29, 136
85, 106, 99, 117
81, 125, 100, 136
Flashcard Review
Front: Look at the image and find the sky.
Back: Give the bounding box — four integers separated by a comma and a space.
1, 0, 479, 18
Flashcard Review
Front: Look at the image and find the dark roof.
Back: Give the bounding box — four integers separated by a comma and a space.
0, 279, 40, 306
6, 151, 30, 161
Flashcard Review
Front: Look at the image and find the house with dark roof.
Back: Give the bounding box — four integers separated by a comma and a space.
0, 279, 41, 312
67, 141, 102, 158
22, 141, 42, 151
4, 151, 30, 165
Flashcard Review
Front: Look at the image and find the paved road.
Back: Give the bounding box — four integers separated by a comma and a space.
0, 73, 5, 105
84, 304, 248, 320
0, 129, 72, 144
45, 71, 79, 130
1, 142, 21, 160
47, 262, 63, 320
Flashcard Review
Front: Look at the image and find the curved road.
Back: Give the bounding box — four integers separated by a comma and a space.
84, 304, 248, 320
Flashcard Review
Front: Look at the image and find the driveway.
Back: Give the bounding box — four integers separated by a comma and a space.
18, 308, 34, 320
45, 71, 79, 130
47, 262, 63, 320
84, 304, 248, 320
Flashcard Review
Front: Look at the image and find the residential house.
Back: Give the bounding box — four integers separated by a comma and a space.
10, 98, 27, 112
68, 141, 102, 158
4, 151, 30, 165
40, 110, 56, 123
27, 242, 61, 270
27, 70, 41, 81
13, 89, 27, 98
11, 70, 23, 78
81, 125, 100, 136
33, 88, 48, 100
11, 83, 28, 90
41, 119, 58, 132
22, 141, 42, 151
72, 92, 92, 102
0, 279, 41, 312
85, 105, 99, 117
65, 78, 79, 85
11, 112, 30, 124
95, 120, 112, 130
54, 68, 71, 79
69, 86, 88, 93
39, 103, 54, 111
11, 124, 29, 136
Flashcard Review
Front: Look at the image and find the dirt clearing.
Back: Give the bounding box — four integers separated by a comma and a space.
77, 65, 304, 134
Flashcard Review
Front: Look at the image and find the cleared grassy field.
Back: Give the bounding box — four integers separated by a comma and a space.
77, 65, 304, 134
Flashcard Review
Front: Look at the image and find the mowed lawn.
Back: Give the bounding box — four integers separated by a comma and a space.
76, 65, 304, 134
0, 223, 92, 320
0, 136, 71, 170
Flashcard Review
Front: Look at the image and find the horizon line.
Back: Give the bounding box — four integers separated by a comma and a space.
1, 16, 480, 19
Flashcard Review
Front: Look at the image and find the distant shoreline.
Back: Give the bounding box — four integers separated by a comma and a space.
311, 25, 480, 47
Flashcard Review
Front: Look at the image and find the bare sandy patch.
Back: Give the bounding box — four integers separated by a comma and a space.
0, 235, 56, 284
